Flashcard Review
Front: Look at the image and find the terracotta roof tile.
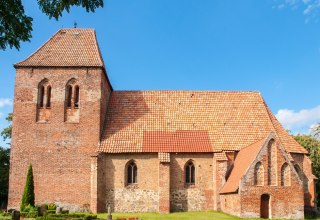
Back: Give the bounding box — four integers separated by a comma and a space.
143, 130, 212, 152
15, 29, 104, 67
99, 91, 308, 154
263, 102, 308, 153
220, 137, 267, 194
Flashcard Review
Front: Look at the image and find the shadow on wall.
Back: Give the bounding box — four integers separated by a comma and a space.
170, 157, 189, 212
102, 91, 150, 139
101, 154, 115, 212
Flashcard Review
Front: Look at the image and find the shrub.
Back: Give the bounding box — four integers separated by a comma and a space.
20, 164, 35, 211
37, 213, 97, 220
47, 204, 56, 211
84, 214, 97, 220
46, 210, 56, 215
22, 204, 37, 212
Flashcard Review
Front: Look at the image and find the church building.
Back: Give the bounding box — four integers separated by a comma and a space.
8, 29, 317, 219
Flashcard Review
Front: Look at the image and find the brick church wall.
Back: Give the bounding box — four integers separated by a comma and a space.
104, 153, 159, 212
238, 141, 304, 219
220, 194, 241, 217
170, 153, 213, 212
8, 67, 111, 211
291, 153, 316, 207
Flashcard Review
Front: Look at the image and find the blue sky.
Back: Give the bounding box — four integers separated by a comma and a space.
1, 0, 320, 146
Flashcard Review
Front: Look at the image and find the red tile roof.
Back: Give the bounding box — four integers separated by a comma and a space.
220, 137, 267, 194
15, 29, 104, 67
99, 91, 308, 154
143, 130, 212, 152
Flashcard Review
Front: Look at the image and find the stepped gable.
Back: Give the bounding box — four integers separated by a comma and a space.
14, 28, 104, 67
99, 90, 308, 154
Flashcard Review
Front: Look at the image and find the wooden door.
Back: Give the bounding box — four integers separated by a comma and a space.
260, 194, 270, 219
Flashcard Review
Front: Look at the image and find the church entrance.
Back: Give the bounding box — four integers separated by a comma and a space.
260, 194, 270, 219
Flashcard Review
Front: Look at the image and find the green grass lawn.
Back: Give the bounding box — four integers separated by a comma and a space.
98, 211, 320, 220
98, 211, 241, 220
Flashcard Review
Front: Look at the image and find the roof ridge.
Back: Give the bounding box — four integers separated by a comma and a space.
261, 97, 307, 154
92, 29, 105, 68
112, 90, 261, 93
14, 29, 61, 67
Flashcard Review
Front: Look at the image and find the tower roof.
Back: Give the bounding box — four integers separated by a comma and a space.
14, 29, 105, 68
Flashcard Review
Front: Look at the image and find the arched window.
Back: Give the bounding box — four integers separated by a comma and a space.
185, 161, 195, 184
67, 85, 72, 108
39, 85, 45, 108
65, 79, 79, 109
74, 85, 79, 108
38, 79, 51, 109
127, 161, 137, 184
254, 162, 264, 186
281, 163, 291, 186
65, 79, 80, 122
46, 86, 51, 108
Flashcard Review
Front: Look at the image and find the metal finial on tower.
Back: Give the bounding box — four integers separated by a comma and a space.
74, 21, 78, 28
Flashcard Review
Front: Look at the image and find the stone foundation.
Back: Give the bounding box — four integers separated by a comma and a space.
170, 188, 206, 212
106, 189, 158, 212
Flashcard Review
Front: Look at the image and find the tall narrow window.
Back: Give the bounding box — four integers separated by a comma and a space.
39, 86, 45, 108
185, 161, 195, 184
67, 85, 72, 108
74, 85, 79, 108
65, 79, 80, 123
37, 79, 51, 109
46, 86, 51, 108
37, 79, 51, 122
127, 161, 137, 184
254, 162, 264, 186
281, 163, 291, 186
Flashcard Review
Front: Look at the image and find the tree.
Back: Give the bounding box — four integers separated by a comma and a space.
0, 0, 104, 50
313, 124, 320, 137
0, 113, 12, 208
293, 134, 320, 206
0, 147, 10, 208
20, 164, 35, 211
1, 113, 12, 143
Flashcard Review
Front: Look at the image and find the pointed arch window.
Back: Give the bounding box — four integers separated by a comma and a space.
37, 79, 51, 109
67, 85, 72, 108
185, 161, 195, 185
127, 161, 137, 184
39, 85, 45, 108
65, 79, 80, 109
281, 163, 291, 187
46, 86, 51, 108
254, 162, 264, 186
74, 85, 79, 108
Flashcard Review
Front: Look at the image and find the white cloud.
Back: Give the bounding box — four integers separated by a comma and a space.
276, 0, 320, 21
0, 98, 12, 108
276, 105, 320, 134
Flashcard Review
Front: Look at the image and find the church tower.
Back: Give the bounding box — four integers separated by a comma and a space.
8, 29, 112, 211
